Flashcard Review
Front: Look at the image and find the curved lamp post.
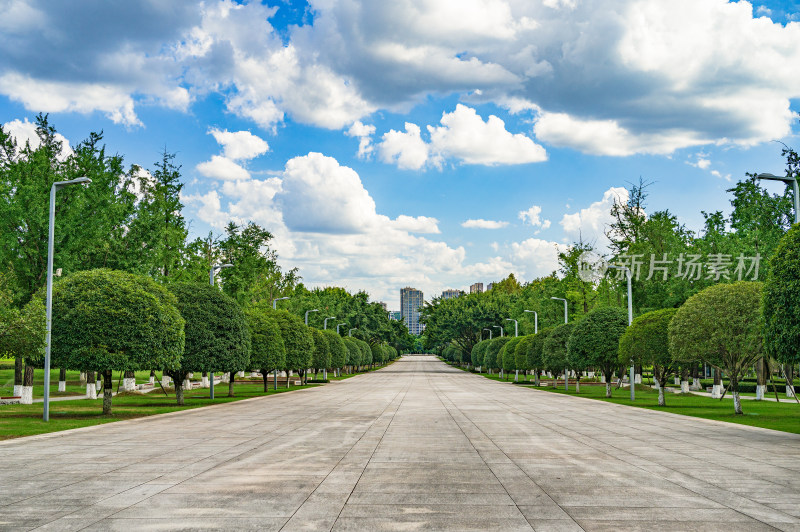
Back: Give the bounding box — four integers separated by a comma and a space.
550, 297, 569, 391
524, 310, 538, 334
44, 177, 92, 421
607, 264, 634, 401
324, 316, 336, 330
272, 296, 289, 310
305, 309, 319, 326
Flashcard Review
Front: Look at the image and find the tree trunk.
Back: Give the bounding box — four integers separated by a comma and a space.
102, 370, 113, 415
755, 358, 766, 400
174, 371, 185, 406
20, 363, 35, 404
86, 370, 97, 399
228, 372, 235, 397
58, 368, 67, 392
605, 372, 612, 398
658, 385, 666, 406
14, 357, 23, 395
262, 370, 269, 392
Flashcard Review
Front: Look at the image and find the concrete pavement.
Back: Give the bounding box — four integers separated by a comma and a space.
1, 355, 798, 531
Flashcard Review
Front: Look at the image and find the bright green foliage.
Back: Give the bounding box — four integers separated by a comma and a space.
669, 282, 764, 414
370, 343, 385, 365
50, 269, 184, 413
421, 293, 511, 358
527, 328, 553, 373
357, 339, 372, 367
310, 328, 331, 373
568, 307, 628, 397
515, 335, 534, 372
343, 337, 361, 367
168, 283, 251, 374
471, 339, 489, 368
484, 337, 510, 372
501, 337, 523, 374
323, 329, 347, 369
51, 270, 184, 372
543, 323, 574, 374
764, 224, 800, 366
272, 309, 313, 373
0, 276, 45, 362
619, 308, 678, 405
244, 307, 285, 375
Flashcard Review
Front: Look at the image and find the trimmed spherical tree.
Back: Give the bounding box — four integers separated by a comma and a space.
51, 269, 185, 414
501, 336, 523, 380
471, 339, 489, 370
543, 323, 574, 388
764, 224, 800, 395
528, 328, 553, 385
310, 328, 331, 379
357, 339, 372, 369
669, 281, 764, 414
168, 282, 251, 402
484, 337, 510, 374
567, 307, 628, 398
323, 329, 347, 376
245, 307, 285, 391
618, 308, 678, 406
343, 337, 361, 372
515, 335, 534, 381
272, 310, 313, 387
371, 343, 385, 366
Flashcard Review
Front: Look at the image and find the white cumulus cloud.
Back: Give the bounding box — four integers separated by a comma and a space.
461, 219, 509, 229
209, 128, 269, 160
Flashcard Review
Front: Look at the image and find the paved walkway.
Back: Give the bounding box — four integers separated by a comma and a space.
1, 356, 798, 531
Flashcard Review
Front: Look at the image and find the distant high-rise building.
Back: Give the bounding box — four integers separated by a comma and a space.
470, 282, 483, 294
400, 287, 424, 335
487, 283, 494, 291
378, 301, 387, 311
441, 289, 461, 300
389, 311, 402, 321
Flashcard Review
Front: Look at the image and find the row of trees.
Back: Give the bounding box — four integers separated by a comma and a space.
430, 148, 800, 415
17, 269, 399, 413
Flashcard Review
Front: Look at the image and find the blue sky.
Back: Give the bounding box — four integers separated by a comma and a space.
1, 0, 798, 308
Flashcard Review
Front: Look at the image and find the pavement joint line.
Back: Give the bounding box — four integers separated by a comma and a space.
273, 371, 409, 530
327, 370, 413, 532
484, 379, 796, 530
423, 369, 541, 531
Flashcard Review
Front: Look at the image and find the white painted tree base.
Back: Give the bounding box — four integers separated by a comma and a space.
162, 378, 170, 388
183, 379, 192, 390
237, 371, 245, 378
600, 376, 605, 383
79, 372, 86, 384
691, 378, 700, 390
635, 374, 642, 384
20, 386, 33, 404
787, 386, 796, 398
13, 385, 22, 397
58, 381, 66, 392
755, 385, 766, 400
95, 380, 101, 390
711, 384, 723, 398
201, 376, 209, 388
86, 383, 97, 399
123, 378, 136, 392
653, 379, 660, 389
680, 381, 689, 393
674, 377, 681, 385
251, 372, 259, 378
149, 377, 155, 385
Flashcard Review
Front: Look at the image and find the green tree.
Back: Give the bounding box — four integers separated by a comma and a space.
543, 323, 574, 388
310, 328, 331, 379
324, 330, 347, 375
272, 309, 313, 386
484, 337, 510, 374
618, 308, 679, 406
515, 335, 534, 380
244, 307, 285, 391
670, 282, 764, 414
567, 307, 628, 397
528, 328, 553, 386
343, 337, 361, 372
763, 223, 800, 393
471, 339, 489, 370
167, 283, 251, 403
500, 336, 523, 380
50, 269, 184, 413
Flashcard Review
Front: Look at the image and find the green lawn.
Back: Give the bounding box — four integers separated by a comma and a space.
520, 381, 800, 434
0, 362, 394, 441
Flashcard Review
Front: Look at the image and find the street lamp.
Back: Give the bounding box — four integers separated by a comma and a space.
43, 177, 92, 422
756, 173, 799, 224
550, 297, 569, 391
483, 328, 492, 340
305, 309, 319, 326
336, 323, 347, 335
524, 310, 538, 334
506, 318, 518, 337
324, 316, 336, 330
209, 263, 233, 400
493, 325, 504, 337
608, 264, 635, 401
349, 328, 357, 337
272, 296, 289, 310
